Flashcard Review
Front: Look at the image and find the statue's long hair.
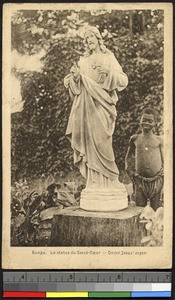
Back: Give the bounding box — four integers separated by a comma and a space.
83, 26, 111, 57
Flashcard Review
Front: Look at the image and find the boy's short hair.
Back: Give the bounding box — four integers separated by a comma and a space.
141, 107, 158, 122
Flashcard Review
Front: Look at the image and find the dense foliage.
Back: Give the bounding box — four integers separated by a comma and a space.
11, 9, 164, 182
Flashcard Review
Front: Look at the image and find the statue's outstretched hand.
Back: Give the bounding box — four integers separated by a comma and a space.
70, 63, 80, 79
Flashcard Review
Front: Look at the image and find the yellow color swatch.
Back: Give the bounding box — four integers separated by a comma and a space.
46, 292, 88, 298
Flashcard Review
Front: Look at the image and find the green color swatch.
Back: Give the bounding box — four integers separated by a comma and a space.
88, 292, 131, 298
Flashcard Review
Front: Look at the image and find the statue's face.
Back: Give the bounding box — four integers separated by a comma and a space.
140, 113, 156, 131
85, 31, 99, 50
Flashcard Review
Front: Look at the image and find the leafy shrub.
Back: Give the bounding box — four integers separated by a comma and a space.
11, 178, 82, 246
139, 205, 163, 246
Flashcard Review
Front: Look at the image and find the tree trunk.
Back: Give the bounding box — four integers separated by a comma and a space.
50, 206, 145, 246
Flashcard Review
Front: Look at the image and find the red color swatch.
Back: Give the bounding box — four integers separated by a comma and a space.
3, 291, 46, 298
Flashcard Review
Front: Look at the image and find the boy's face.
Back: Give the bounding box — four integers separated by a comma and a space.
140, 113, 156, 131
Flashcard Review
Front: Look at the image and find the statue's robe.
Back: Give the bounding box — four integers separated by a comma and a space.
64, 52, 128, 189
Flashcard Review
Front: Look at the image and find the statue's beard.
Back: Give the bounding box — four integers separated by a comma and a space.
88, 43, 96, 50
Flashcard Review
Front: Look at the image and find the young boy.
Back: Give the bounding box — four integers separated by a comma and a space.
125, 108, 164, 211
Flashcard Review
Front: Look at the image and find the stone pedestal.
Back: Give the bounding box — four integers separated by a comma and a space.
80, 187, 128, 212
50, 206, 145, 246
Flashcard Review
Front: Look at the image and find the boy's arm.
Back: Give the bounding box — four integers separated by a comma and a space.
125, 135, 136, 174
159, 136, 164, 166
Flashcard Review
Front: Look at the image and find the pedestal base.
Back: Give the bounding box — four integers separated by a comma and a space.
80, 187, 128, 212
50, 206, 145, 246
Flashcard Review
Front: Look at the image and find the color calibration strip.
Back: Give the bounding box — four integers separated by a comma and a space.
3, 291, 171, 298
3, 272, 172, 298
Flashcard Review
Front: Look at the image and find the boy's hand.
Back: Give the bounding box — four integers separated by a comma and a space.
125, 168, 135, 181
119, 170, 132, 184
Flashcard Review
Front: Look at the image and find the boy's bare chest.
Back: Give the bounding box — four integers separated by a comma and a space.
135, 135, 160, 153
134, 135, 162, 176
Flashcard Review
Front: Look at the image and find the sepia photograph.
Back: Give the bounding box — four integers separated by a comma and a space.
2, 3, 172, 269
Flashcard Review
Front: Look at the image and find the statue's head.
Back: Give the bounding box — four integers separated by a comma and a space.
83, 26, 109, 56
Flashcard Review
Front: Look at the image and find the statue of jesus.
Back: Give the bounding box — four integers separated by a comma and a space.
64, 26, 129, 211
